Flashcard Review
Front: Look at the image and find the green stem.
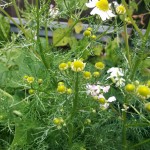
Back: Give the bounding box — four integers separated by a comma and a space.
73, 72, 79, 115
12, 0, 23, 29
36, 0, 49, 69
123, 22, 132, 69
68, 72, 79, 148
122, 96, 128, 150
0, 7, 28, 38
122, 0, 143, 37
122, 110, 127, 150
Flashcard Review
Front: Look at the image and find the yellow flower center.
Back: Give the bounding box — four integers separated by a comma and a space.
116, 5, 126, 14
145, 102, 150, 112
71, 60, 85, 72
137, 85, 150, 98
83, 30, 91, 36
83, 71, 92, 79
57, 85, 66, 93
27, 77, 34, 83
93, 71, 100, 77
95, 62, 105, 70
59, 63, 68, 70
96, 0, 109, 11
98, 98, 106, 104
125, 84, 135, 92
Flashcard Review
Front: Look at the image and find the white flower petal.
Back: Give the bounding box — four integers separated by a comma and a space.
90, 7, 99, 15
107, 10, 116, 17
86, 0, 97, 8
107, 96, 116, 102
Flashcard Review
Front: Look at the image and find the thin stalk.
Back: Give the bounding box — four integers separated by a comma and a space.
122, 96, 128, 150
68, 72, 79, 148
122, 110, 127, 150
123, 22, 132, 69
36, 0, 49, 69
12, 0, 23, 29
0, 7, 28, 38
72, 72, 79, 115
131, 138, 150, 149
122, 0, 143, 37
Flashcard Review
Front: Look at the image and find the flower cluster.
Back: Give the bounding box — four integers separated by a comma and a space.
107, 67, 125, 87
83, 27, 97, 39
86, 83, 116, 109
53, 117, 65, 129
86, 0, 126, 21
57, 82, 72, 94
124, 81, 150, 99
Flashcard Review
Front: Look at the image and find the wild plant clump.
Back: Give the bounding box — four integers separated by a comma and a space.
0, 0, 150, 150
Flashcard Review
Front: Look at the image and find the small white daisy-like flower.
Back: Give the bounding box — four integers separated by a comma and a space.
49, 4, 59, 18
107, 67, 125, 87
86, 0, 116, 21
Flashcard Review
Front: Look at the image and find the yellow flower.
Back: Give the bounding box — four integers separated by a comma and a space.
91, 35, 96, 40
125, 17, 132, 24
67, 88, 73, 94
59, 63, 68, 70
57, 85, 66, 93
84, 119, 91, 125
93, 71, 100, 77
86, 0, 115, 21
125, 84, 135, 92
96, 0, 109, 11
67, 61, 72, 67
136, 85, 150, 99
27, 76, 34, 84
28, 89, 35, 95
87, 27, 92, 31
116, 5, 126, 14
83, 30, 91, 36
23, 75, 28, 80
95, 62, 105, 70
144, 102, 150, 112
38, 79, 43, 84
71, 59, 86, 72
83, 71, 92, 79
98, 98, 106, 104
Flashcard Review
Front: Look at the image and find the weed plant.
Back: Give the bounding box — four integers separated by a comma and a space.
0, 0, 150, 150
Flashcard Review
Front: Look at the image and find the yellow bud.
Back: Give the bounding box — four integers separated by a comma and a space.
83, 30, 91, 36
57, 85, 66, 93
98, 98, 106, 104
87, 27, 92, 31
91, 35, 96, 40
67, 88, 72, 94
144, 102, 150, 112
29, 89, 35, 95
38, 79, 43, 84
95, 62, 105, 70
27, 76, 34, 84
93, 72, 100, 77
83, 71, 92, 79
125, 84, 135, 92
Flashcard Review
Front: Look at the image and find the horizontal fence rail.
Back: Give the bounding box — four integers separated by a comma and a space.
9, 17, 146, 42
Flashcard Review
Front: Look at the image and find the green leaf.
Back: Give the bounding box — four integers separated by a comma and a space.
0, 14, 10, 42
53, 28, 71, 46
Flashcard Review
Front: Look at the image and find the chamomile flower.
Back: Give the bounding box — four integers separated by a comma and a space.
136, 85, 150, 99
71, 59, 86, 72
59, 63, 68, 71
116, 4, 126, 14
86, 0, 115, 21
83, 71, 92, 79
